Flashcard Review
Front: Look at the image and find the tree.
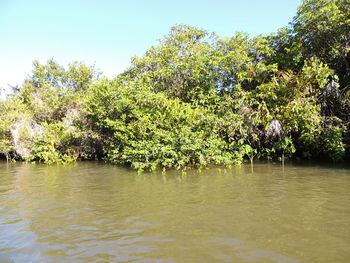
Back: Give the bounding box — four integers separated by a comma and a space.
270, 0, 350, 86
19, 59, 99, 122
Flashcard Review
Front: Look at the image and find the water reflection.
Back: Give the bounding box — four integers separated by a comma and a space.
0, 162, 349, 262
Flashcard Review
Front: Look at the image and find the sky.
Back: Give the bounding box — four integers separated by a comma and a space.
0, 0, 301, 96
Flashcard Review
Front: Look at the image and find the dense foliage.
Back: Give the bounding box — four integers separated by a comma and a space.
1, 0, 349, 170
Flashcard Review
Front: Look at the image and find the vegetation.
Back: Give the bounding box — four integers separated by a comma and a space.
1, 0, 349, 170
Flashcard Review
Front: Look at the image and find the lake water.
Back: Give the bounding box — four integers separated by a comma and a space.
0, 161, 349, 263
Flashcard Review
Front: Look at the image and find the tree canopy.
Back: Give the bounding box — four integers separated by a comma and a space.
1, 0, 349, 170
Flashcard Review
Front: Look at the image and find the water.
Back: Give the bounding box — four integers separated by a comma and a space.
0, 161, 349, 263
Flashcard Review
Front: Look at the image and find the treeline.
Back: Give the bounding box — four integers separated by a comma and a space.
1, 0, 349, 171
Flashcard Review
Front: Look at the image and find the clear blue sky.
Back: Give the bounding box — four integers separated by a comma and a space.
0, 0, 301, 95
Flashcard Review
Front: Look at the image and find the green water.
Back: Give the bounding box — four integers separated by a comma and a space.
0, 162, 349, 263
